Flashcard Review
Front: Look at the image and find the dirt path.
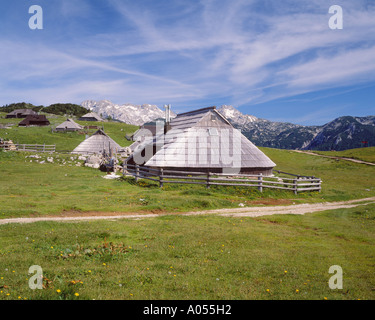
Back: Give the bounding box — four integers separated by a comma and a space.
293, 150, 375, 166
1, 197, 374, 225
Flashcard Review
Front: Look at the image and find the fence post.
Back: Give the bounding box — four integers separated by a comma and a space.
293, 178, 298, 195
122, 162, 127, 176
206, 172, 211, 189
135, 164, 139, 183
258, 173, 263, 192
43, 144, 45, 152
159, 168, 164, 188
318, 179, 322, 193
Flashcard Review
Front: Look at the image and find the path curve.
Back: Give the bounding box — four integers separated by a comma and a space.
1, 197, 374, 225
293, 150, 375, 166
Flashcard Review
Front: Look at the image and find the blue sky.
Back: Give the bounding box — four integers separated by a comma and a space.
1, 0, 374, 125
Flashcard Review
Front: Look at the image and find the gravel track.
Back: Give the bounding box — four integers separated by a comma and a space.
1, 197, 374, 225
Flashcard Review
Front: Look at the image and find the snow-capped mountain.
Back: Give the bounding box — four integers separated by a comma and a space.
303, 115, 375, 151
218, 105, 319, 149
81, 100, 176, 126
217, 105, 375, 151
218, 105, 258, 126
80, 101, 374, 151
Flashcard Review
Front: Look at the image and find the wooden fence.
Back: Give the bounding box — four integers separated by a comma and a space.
15, 144, 56, 153
0, 141, 17, 151
123, 164, 321, 194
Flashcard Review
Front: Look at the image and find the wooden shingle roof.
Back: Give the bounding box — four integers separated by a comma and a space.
79, 112, 104, 121
138, 107, 276, 170
72, 129, 121, 155
56, 118, 83, 130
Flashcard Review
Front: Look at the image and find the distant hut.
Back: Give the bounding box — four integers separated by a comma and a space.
126, 106, 276, 175
6, 109, 37, 119
72, 129, 122, 155
55, 118, 83, 132
78, 112, 104, 122
18, 115, 50, 127
131, 118, 165, 141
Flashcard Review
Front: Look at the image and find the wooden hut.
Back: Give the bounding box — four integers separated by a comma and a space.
55, 118, 83, 132
6, 109, 37, 119
126, 106, 276, 175
78, 112, 104, 122
71, 129, 122, 155
18, 115, 50, 127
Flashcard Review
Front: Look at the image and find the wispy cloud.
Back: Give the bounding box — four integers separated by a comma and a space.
0, 0, 374, 124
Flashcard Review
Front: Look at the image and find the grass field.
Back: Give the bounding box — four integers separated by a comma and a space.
312, 147, 375, 164
0, 203, 374, 300
1, 132, 374, 300
0, 147, 374, 218
0, 112, 138, 151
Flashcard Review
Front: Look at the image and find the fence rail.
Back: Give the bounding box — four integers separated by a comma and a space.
123, 164, 321, 194
0, 141, 17, 151
15, 144, 56, 153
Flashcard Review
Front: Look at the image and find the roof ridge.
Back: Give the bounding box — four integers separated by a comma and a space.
177, 106, 216, 117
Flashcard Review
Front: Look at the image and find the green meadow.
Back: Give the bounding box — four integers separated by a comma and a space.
312, 147, 375, 164
0, 112, 137, 151
1, 115, 375, 300
0, 146, 374, 218
0, 204, 374, 300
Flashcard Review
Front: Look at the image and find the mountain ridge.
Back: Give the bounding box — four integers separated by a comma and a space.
81, 100, 176, 126
81, 100, 375, 151
217, 105, 375, 151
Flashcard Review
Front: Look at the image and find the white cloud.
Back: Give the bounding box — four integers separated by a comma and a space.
281, 45, 375, 89
1, 0, 375, 113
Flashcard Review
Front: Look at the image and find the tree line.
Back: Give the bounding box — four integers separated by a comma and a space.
0, 102, 88, 117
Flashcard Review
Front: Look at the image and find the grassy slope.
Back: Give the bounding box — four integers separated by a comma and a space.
260, 147, 375, 201
0, 112, 138, 151
0, 147, 374, 218
312, 147, 375, 164
0, 143, 374, 300
0, 204, 374, 300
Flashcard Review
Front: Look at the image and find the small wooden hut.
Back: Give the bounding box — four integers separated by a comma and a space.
6, 109, 37, 119
18, 115, 50, 127
78, 112, 104, 122
71, 129, 121, 155
55, 118, 83, 132
126, 106, 276, 175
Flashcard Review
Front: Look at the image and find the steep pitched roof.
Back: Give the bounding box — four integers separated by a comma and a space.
79, 112, 104, 121
145, 127, 276, 169
18, 115, 50, 126
72, 129, 122, 155
56, 118, 83, 130
7, 109, 37, 117
168, 107, 231, 130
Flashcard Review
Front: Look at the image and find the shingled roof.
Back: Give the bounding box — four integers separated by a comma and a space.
18, 115, 50, 126
6, 109, 37, 118
78, 112, 104, 122
55, 118, 83, 131
72, 129, 122, 155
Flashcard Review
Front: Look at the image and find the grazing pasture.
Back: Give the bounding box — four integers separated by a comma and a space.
0, 121, 374, 300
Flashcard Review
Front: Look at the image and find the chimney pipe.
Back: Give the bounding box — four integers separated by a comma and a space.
164, 104, 171, 133
164, 104, 171, 123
